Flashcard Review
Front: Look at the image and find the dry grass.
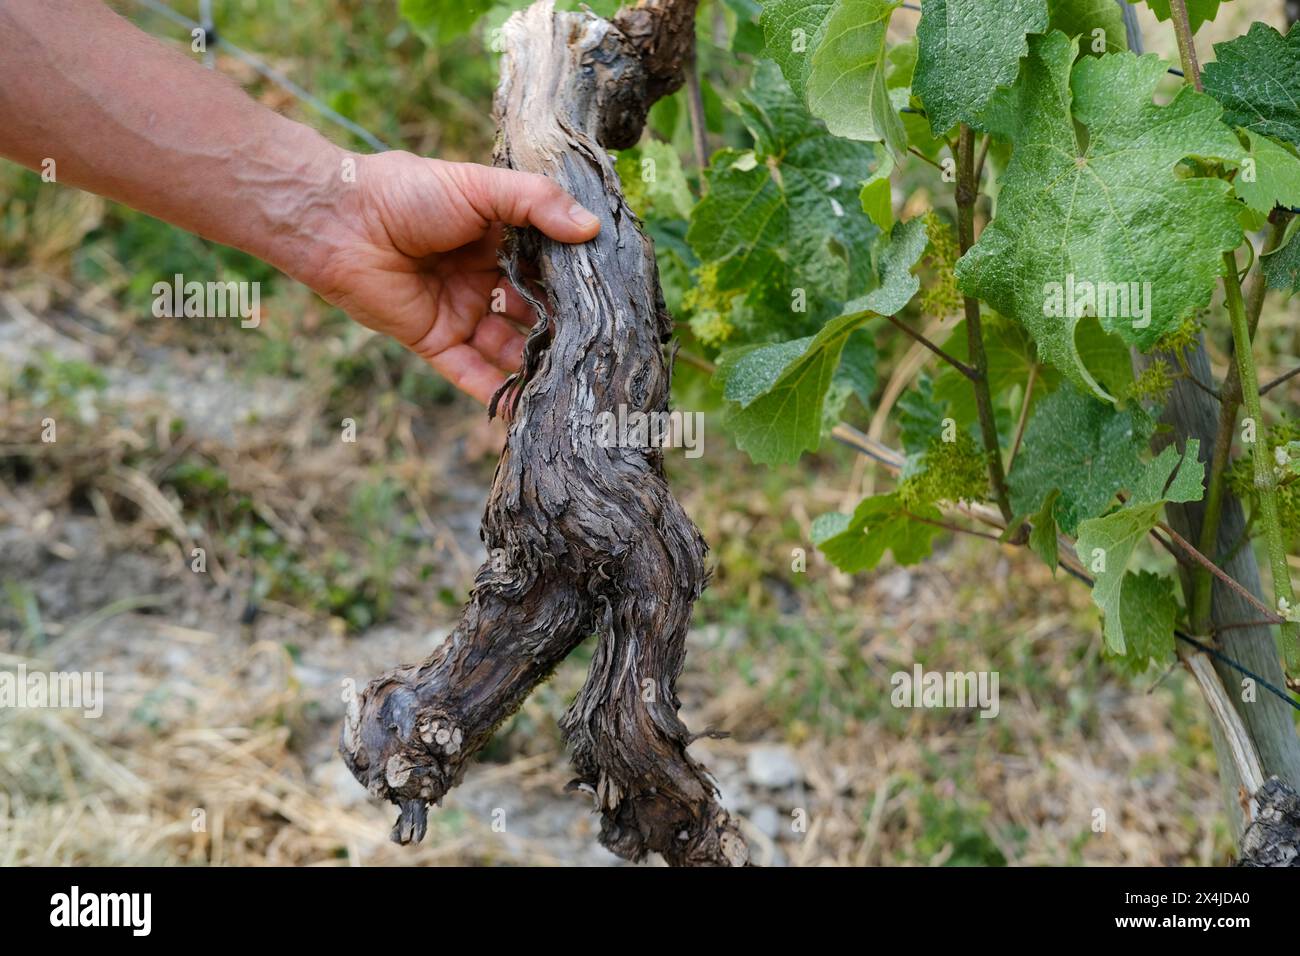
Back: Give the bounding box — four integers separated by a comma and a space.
0, 302, 1233, 864
0, 519, 1231, 866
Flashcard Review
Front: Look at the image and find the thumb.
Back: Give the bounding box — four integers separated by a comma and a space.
453, 163, 601, 244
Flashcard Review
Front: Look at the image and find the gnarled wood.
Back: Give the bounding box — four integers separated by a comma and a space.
1238, 777, 1300, 867
339, 0, 746, 867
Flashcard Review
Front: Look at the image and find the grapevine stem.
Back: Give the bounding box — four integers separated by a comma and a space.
908, 146, 945, 172
1160, 520, 1286, 626
1261, 366, 1300, 396
956, 123, 1014, 525
1168, 0, 1204, 90
1006, 362, 1039, 471
901, 510, 1002, 541
1167, 0, 1283, 638
1190, 216, 1286, 633
1222, 247, 1299, 664
882, 311, 976, 378
675, 349, 715, 374
973, 134, 992, 188
1176, 362, 1222, 402
684, 48, 709, 180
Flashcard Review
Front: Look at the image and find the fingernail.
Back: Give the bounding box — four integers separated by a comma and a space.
568, 203, 598, 228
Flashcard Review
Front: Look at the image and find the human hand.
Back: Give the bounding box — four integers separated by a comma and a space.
309, 151, 600, 405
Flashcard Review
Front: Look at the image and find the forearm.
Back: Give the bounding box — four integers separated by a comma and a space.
0, 0, 348, 286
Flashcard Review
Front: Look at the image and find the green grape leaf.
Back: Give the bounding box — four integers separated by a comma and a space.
760, 1, 907, 153
806, 0, 907, 153
1076, 507, 1164, 654
1047, 0, 1127, 55
886, 38, 950, 160
1263, 222, 1300, 295
1007, 382, 1154, 536
716, 219, 927, 464
1142, 0, 1230, 35
859, 146, 895, 231
914, 0, 1050, 134
883, 51, 952, 162
1028, 488, 1061, 573
400, 0, 498, 40
760, 0, 835, 98
845, 214, 931, 315
886, 35, 916, 89
834, 328, 880, 406
717, 331, 847, 460
1107, 570, 1178, 674
1075, 441, 1204, 654
812, 493, 945, 572
1074, 317, 1139, 398
1232, 133, 1300, 216
1133, 439, 1206, 506
1204, 22, 1300, 150
723, 0, 767, 56
955, 32, 1245, 400
687, 64, 881, 338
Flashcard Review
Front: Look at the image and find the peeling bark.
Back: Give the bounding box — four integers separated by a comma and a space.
1238, 777, 1300, 867
340, 0, 746, 867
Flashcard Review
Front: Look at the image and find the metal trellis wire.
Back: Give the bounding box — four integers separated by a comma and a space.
130, 0, 391, 152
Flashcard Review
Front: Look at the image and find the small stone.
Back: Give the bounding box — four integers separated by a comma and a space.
313, 760, 368, 809
749, 803, 781, 839
714, 776, 750, 814
746, 745, 802, 789
877, 568, 913, 602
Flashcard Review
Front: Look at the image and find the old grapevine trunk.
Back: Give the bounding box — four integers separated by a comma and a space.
1116, 2, 1300, 843
340, 0, 747, 866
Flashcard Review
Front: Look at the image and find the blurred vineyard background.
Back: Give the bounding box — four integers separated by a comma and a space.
0, 0, 1295, 865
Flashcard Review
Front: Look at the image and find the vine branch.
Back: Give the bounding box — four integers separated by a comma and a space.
1168, 0, 1204, 90
882, 311, 977, 379
1007, 363, 1039, 471
1159, 520, 1287, 626
1223, 247, 1300, 664
955, 123, 1014, 525
1261, 366, 1300, 396
1191, 218, 1288, 632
